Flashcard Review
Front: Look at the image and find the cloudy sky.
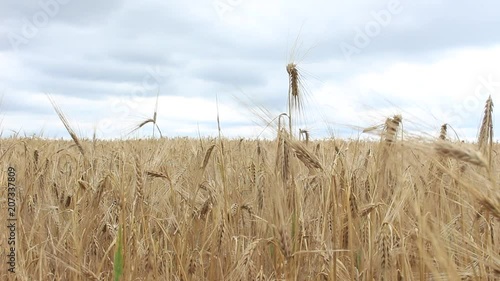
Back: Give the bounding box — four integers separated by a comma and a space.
1, 0, 499, 140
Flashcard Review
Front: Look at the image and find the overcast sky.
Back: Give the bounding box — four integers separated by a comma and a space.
1, 0, 499, 140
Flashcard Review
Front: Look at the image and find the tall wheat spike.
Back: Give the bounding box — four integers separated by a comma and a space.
48, 95, 86, 159
384, 115, 402, 144
286, 63, 303, 137
478, 96, 494, 169
439, 123, 448, 140
129, 90, 162, 137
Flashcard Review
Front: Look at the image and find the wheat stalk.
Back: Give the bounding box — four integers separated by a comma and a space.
478, 95, 494, 169
299, 129, 310, 144
146, 170, 169, 180
286, 138, 323, 171
378, 222, 392, 280
439, 123, 448, 140
129, 90, 163, 137
228, 239, 261, 280
278, 226, 291, 259
287, 63, 303, 137
200, 143, 215, 170
275, 128, 291, 183
435, 141, 488, 168
134, 156, 144, 202
384, 115, 402, 144
48, 95, 86, 159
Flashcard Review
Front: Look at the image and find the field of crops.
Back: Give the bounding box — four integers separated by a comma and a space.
1, 114, 499, 280
1, 62, 499, 280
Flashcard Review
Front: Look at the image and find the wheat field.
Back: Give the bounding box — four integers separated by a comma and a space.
1, 70, 499, 280
0, 116, 499, 280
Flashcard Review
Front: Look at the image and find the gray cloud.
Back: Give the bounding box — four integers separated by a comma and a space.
0, 0, 124, 25
192, 60, 269, 87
